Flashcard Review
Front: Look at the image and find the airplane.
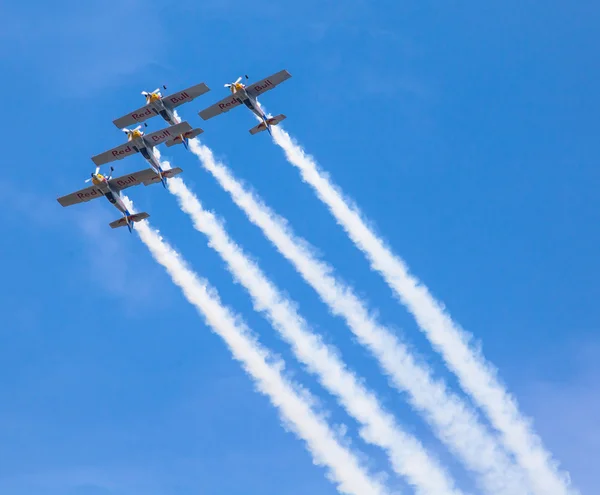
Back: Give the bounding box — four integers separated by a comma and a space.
113, 82, 209, 149
91, 121, 192, 188
198, 70, 292, 135
57, 165, 182, 233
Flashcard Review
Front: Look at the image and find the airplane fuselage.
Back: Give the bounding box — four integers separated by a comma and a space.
104, 188, 135, 231
91, 177, 130, 218
149, 99, 177, 126
232, 88, 267, 122
104, 189, 128, 216
129, 137, 162, 176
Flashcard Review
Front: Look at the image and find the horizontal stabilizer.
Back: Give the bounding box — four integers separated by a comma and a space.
109, 212, 149, 229
267, 114, 287, 125
142, 167, 183, 186
249, 122, 267, 135
249, 114, 286, 135
165, 128, 204, 147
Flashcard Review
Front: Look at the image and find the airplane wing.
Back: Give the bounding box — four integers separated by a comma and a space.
92, 142, 139, 166
245, 70, 292, 99
143, 122, 192, 148
112, 104, 156, 129
198, 94, 242, 120
57, 185, 105, 207
107, 168, 162, 191
163, 82, 210, 109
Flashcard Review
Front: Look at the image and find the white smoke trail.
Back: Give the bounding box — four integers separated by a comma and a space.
163, 172, 462, 495
269, 125, 574, 495
121, 197, 390, 495
186, 139, 527, 495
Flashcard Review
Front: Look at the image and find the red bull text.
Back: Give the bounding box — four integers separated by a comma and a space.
77, 189, 102, 201
169, 92, 190, 104
112, 145, 132, 158
151, 129, 172, 142
254, 80, 273, 92
113, 175, 138, 188
219, 98, 239, 110
131, 107, 153, 121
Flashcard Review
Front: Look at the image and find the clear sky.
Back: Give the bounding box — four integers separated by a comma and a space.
1, 1, 599, 494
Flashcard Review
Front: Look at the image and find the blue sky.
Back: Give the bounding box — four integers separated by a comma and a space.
1, 1, 599, 493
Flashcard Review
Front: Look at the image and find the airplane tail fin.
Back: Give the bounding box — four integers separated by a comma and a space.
165, 128, 204, 147
249, 114, 286, 135
109, 212, 150, 231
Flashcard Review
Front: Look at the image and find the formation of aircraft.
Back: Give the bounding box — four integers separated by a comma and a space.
57, 70, 292, 232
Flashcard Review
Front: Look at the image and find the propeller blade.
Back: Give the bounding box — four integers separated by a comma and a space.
85, 168, 98, 183
122, 125, 141, 135
153, 88, 161, 94
224, 83, 231, 87
235, 76, 242, 84
141, 90, 149, 96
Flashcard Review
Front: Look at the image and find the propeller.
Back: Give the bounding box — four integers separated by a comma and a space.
141, 88, 161, 97
85, 166, 101, 182
122, 124, 143, 135
84, 165, 114, 183
224, 76, 243, 88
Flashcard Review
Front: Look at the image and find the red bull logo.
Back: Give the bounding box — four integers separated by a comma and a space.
131, 107, 152, 121
77, 188, 101, 200
169, 92, 189, 104
151, 129, 171, 142
254, 80, 273, 92
219, 97, 238, 110
112, 145, 132, 157
114, 175, 137, 188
